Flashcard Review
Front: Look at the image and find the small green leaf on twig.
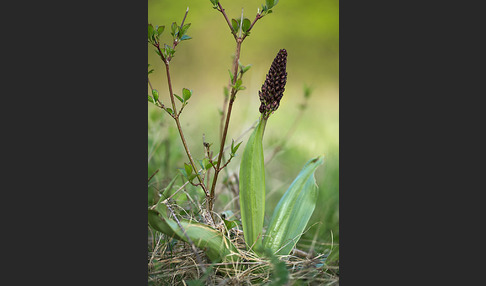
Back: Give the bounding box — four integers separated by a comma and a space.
166, 108, 173, 115
266, 0, 278, 9
241, 64, 252, 73
180, 23, 191, 36
231, 140, 243, 156
210, 0, 219, 8
157, 25, 165, 36
148, 95, 155, 104
171, 22, 178, 37
184, 163, 193, 176
182, 88, 192, 101
174, 94, 184, 103
242, 18, 251, 32
148, 24, 155, 43
234, 79, 245, 91
231, 19, 239, 32
234, 79, 242, 89
228, 69, 234, 83
180, 35, 192, 41
202, 158, 211, 170
152, 89, 159, 102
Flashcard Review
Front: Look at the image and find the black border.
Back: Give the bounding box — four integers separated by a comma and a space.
10, 1, 148, 284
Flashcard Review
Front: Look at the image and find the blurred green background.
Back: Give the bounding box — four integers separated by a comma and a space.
148, 0, 339, 261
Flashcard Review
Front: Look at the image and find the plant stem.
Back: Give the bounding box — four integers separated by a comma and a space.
148, 169, 159, 183
171, 7, 190, 53
160, 58, 214, 226
217, 2, 237, 39
163, 64, 207, 194
209, 37, 243, 215
242, 13, 262, 41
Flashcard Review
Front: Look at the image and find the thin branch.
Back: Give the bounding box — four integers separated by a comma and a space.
208, 39, 243, 216
162, 61, 209, 198
217, 2, 237, 38
162, 181, 190, 203
148, 169, 159, 183
171, 7, 190, 54
218, 154, 235, 171
177, 103, 187, 117
212, 120, 258, 161
148, 77, 164, 107
242, 13, 262, 41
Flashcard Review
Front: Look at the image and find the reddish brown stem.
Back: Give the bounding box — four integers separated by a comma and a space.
217, 2, 237, 39
208, 39, 242, 214
160, 60, 214, 226
242, 13, 262, 41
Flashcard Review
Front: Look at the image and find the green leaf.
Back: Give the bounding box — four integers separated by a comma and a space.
204, 159, 215, 170
210, 0, 219, 7
184, 163, 193, 176
148, 205, 238, 262
232, 141, 242, 155
234, 79, 245, 91
202, 158, 211, 170
148, 209, 181, 239
182, 88, 192, 101
234, 79, 242, 89
157, 25, 165, 36
223, 218, 238, 230
180, 34, 192, 41
242, 18, 251, 32
221, 210, 239, 230
261, 4, 267, 12
266, 0, 275, 9
148, 24, 155, 42
179, 23, 191, 36
263, 156, 324, 255
166, 108, 173, 115
148, 95, 155, 104
238, 119, 266, 253
228, 70, 234, 83
171, 22, 178, 37
188, 174, 197, 181
231, 19, 239, 32
241, 64, 252, 73
174, 94, 184, 103
152, 89, 159, 101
